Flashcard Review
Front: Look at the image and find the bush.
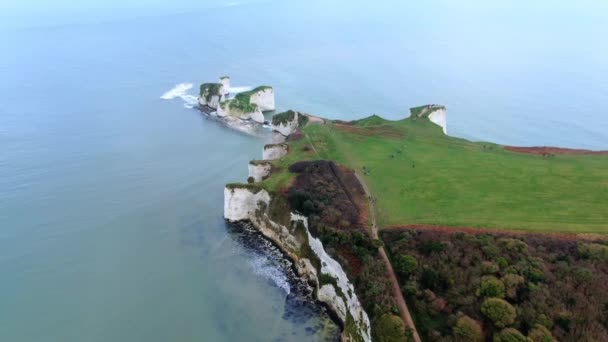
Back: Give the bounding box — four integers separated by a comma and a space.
420, 268, 450, 292
528, 324, 554, 342
493, 328, 529, 342
482, 261, 500, 274
577, 242, 608, 262
395, 255, 418, 278
247, 176, 254, 184
453, 315, 483, 342
478, 276, 506, 298
374, 314, 406, 342
502, 274, 524, 299
481, 298, 517, 328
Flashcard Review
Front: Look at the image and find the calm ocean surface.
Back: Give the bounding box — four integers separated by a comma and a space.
1, 1, 607, 341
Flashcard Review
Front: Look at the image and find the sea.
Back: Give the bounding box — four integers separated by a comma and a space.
1, 0, 606, 341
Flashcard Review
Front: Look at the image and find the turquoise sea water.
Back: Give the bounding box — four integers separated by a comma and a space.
1, 1, 607, 341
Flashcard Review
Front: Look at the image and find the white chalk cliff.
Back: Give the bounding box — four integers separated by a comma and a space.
219, 76, 230, 96
249, 87, 275, 111
272, 111, 301, 137
223, 141, 371, 341
248, 161, 272, 182
411, 105, 448, 135
198, 77, 272, 125
223, 187, 371, 341
262, 144, 288, 160
428, 108, 447, 135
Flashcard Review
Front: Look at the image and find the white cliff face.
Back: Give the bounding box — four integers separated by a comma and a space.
224, 187, 302, 255
248, 162, 272, 182
319, 285, 347, 319
428, 108, 448, 135
219, 77, 230, 95
217, 102, 264, 123
199, 94, 222, 109
223, 187, 371, 342
249, 88, 275, 111
272, 111, 300, 137
216, 102, 227, 117
263, 144, 288, 160
207, 95, 221, 109
224, 187, 271, 222
307, 231, 372, 342
250, 107, 265, 123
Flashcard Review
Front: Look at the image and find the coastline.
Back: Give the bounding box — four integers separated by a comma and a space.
226, 220, 346, 335
225, 221, 342, 340
220, 104, 608, 341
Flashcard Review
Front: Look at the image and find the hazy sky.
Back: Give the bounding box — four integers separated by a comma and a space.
2, 0, 607, 31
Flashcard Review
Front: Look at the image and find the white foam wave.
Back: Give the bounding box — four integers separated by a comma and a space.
181, 94, 198, 109
161, 83, 199, 108
249, 255, 291, 294
161, 83, 193, 99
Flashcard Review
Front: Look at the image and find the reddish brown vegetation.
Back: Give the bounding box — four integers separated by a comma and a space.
286, 160, 399, 338
382, 227, 608, 341
504, 145, 608, 156
287, 160, 367, 230
387, 224, 607, 242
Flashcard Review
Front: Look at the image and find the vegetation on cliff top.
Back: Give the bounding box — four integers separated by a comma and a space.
409, 105, 445, 118
272, 110, 309, 126
220, 86, 273, 113
199, 83, 223, 102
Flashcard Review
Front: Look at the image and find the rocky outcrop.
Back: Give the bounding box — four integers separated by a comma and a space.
217, 102, 265, 123
199, 82, 225, 109
271, 110, 303, 137
250, 109, 265, 123
248, 161, 272, 182
263, 143, 288, 160
223, 186, 371, 341
198, 77, 270, 125
249, 87, 275, 111
219, 76, 230, 95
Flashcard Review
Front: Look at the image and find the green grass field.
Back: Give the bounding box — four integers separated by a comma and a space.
266, 115, 608, 233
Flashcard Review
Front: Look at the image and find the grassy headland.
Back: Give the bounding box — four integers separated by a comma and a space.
277, 115, 608, 233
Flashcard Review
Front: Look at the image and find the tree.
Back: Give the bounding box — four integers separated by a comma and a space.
528, 324, 554, 342
374, 314, 406, 342
502, 274, 524, 299
493, 328, 530, 342
478, 276, 506, 298
453, 315, 483, 342
481, 298, 517, 328
396, 255, 418, 278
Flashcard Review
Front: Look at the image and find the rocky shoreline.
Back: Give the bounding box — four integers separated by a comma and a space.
225, 221, 341, 341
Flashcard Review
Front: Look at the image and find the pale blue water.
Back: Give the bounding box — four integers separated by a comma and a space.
1, 1, 607, 341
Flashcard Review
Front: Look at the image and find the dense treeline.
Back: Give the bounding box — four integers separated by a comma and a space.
382, 228, 608, 341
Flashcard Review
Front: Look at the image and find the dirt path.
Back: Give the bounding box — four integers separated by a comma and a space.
355, 173, 422, 342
